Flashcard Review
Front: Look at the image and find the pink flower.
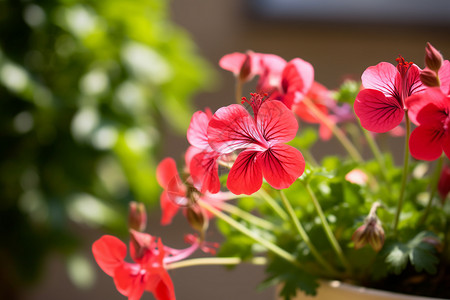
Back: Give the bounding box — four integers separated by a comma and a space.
407, 88, 450, 161
219, 51, 261, 82
186, 109, 221, 194
156, 157, 227, 225
345, 169, 368, 185
92, 231, 184, 300
354, 56, 426, 133
207, 94, 305, 195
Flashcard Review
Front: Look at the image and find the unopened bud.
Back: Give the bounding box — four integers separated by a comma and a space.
420, 68, 440, 87
129, 229, 153, 261
438, 164, 450, 203
128, 201, 147, 232
186, 205, 208, 238
425, 43, 443, 72
352, 202, 385, 252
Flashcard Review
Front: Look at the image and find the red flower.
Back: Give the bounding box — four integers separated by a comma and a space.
407, 88, 450, 161
354, 56, 426, 133
219, 51, 262, 82
156, 157, 228, 225
92, 231, 177, 300
208, 94, 305, 195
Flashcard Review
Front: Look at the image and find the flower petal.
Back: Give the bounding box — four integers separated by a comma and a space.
361, 62, 398, 98
92, 235, 127, 277
407, 88, 449, 125
258, 144, 305, 190
190, 151, 221, 194
208, 104, 262, 153
283, 58, 314, 96
227, 150, 263, 195
354, 89, 404, 133
409, 124, 445, 161
160, 190, 181, 225
114, 263, 145, 300
156, 158, 179, 190
438, 60, 450, 95
187, 110, 212, 150
219, 52, 247, 75
257, 100, 298, 143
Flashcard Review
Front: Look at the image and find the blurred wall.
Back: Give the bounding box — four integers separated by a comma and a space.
28, 0, 450, 299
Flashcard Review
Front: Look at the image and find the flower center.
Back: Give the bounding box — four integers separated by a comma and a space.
241, 92, 267, 122
395, 55, 414, 107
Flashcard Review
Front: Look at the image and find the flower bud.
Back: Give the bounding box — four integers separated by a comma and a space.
352, 202, 385, 252
128, 201, 147, 232
438, 164, 450, 203
420, 68, 440, 87
186, 205, 208, 238
129, 229, 153, 261
425, 43, 443, 72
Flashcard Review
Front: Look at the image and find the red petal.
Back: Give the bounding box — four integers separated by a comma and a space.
409, 124, 445, 161
219, 52, 246, 75
160, 191, 181, 225
190, 152, 221, 194
187, 110, 212, 149
156, 158, 179, 189
257, 100, 298, 143
208, 104, 263, 153
258, 144, 305, 190
283, 58, 314, 96
227, 150, 263, 195
361, 62, 398, 98
113, 263, 145, 300
407, 88, 449, 125
354, 89, 404, 133
438, 60, 450, 95
92, 235, 127, 277
152, 271, 176, 300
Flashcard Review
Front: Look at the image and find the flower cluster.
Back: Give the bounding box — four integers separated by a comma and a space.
93, 44, 450, 300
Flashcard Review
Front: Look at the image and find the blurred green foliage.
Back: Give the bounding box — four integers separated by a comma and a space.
0, 0, 211, 296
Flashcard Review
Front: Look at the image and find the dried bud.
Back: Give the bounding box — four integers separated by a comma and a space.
438, 164, 450, 203
425, 43, 443, 72
420, 68, 440, 87
128, 201, 147, 232
186, 205, 208, 238
352, 202, 385, 252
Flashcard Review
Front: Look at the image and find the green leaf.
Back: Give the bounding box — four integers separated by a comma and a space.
385, 243, 409, 274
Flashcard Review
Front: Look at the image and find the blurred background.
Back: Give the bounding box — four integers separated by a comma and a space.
0, 0, 449, 299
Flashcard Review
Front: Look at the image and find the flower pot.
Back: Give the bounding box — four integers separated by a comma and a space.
278, 281, 448, 300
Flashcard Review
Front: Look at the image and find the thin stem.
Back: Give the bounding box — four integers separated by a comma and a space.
278, 190, 341, 277
255, 189, 289, 221
168, 256, 267, 270
303, 149, 319, 168
302, 184, 352, 272
420, 155, 444, 225
361, 126, 389, 183
198, 200, 301, 267
393, 112, 411, 234
220, 202, 276, 230
302, 97, 363, 163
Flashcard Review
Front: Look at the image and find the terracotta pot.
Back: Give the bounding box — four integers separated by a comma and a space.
278, 281, 448, 300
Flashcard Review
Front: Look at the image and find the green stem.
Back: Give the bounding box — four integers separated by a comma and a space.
361, 126, 389, 183
198, 200, 301, 267
420, 155, 444, 225
255, 189, 289, 221
302, 97, 363, 163
220, 202, 276, 230
393, 112, 411, 234
302, 184, 352, 272
278, 190, 341, 277
168, 256, 267, 270
303, 149, 319, 168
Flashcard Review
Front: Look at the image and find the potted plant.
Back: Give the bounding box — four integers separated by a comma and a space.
91, 43, 450, 300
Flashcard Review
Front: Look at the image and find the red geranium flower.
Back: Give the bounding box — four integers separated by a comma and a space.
406, 88, 450, 161
92, 230, 185, 300
354, 56, 426, 133
207, 94, 305, 195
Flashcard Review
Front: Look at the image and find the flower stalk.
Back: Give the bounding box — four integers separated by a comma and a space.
168, 256, 267, 270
